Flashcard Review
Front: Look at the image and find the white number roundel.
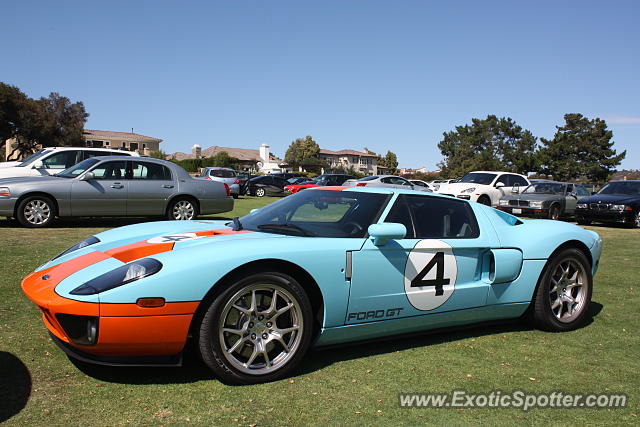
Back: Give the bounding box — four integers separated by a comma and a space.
404, 240, 457, 311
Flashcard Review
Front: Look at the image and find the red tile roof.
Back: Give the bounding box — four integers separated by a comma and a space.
83, 129, 162, 143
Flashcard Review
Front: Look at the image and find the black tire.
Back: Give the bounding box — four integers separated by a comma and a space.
477, 195, 491, 206
632, 210, 640, 229
576, 219, 591, 226
527, 248, 592, 332
548, 204, 561, 220
166, 197, 198, 220
233, 194, 239, 199
198, 272, 314, 385
16, 195, 56, 228
255, 187, 266, 197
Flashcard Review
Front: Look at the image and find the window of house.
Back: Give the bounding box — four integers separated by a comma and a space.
129, 142, 139, 151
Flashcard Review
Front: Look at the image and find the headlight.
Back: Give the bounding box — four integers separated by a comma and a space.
0, 187, 9, 197
460, 187, 476, 194
576, 203, 588, 209
499, 200, 509, 206
52, 236, 101, 261
70, 258, 163, 295
530, 201, 543, 208
610, 204, 626, 211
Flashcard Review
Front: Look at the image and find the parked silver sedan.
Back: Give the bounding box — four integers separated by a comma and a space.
0, 156, 234, 227
344, 175, 432, 192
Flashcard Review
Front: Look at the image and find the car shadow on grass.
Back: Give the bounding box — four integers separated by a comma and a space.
69, 302, 603, 386
0, 352, 32, 423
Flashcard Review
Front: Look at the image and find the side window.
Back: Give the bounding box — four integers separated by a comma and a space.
566, 184, 574, 193
380, 177, 393, 184
130, 161, 171, 180
406, 195, 479, 239
576, 185, 590, 196
395, 177, 412, 186
90, 161, 127, 180
42, 151, 81, 169
495, 175, 509, 187
511, 175, 529, 187
384, 196, 415, 238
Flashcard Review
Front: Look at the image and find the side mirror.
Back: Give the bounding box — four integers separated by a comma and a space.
33, 160, 44, 169
570, 191, 578, 198
80, 172, 95, 181
368, 223, 407, 246
495, 182, 505, 188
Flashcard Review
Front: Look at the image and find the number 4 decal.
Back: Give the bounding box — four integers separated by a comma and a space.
410, 251, 450, 296
404, 240, 457, 311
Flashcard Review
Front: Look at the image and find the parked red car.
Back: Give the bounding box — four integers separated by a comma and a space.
284, 174, 355, 194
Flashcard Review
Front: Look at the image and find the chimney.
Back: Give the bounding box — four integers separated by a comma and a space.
192, 144, 202, 159
259, 143, 270, 162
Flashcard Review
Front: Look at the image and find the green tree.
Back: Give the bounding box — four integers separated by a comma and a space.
383, 151, 398, 173
149, 149, 168, 160
0, 83, 88, 160
209, 151, 239, 168
284, 135, 320, 169
538, 114, 625, 182
437, 115, 538, 178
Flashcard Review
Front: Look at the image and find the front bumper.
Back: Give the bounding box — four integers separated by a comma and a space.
22, 251, 197, 361
575, 209, 635, 225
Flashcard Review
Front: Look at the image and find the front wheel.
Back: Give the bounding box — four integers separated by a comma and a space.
198, 272, 313, 384
477, 195, 491, 206
255, 187, 266, 197
528, 248, 592, 331
16, 195, 56, 228
167, 198, 198, 220
548, 204, 561, 220
632, 211, 640, 229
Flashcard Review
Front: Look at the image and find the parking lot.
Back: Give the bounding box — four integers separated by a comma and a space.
1, 197, 638, 425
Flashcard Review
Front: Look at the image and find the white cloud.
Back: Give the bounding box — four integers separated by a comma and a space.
604, 115, 640, 125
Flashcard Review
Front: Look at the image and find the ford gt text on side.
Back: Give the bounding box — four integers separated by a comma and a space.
22, 186, 602, 384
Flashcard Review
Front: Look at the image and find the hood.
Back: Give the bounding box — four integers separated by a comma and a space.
436, 181, 487, 192
0, 175, 68, 185
38, 219, 289, 271
579, 194, 640, 204
0, 161, 20, 168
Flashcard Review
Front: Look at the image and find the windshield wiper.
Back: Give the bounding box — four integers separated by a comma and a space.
257, 223, 315, 237
227, 217, 243, 231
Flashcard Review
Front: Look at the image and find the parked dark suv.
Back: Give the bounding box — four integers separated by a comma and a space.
575, 180, 640, 228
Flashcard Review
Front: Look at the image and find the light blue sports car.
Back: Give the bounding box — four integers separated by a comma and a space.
22, 186, 602, 384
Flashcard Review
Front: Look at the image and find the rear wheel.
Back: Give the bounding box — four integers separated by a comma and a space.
548, 204, 561, 220
633, 211, 640, 229
477, 195, 491, 206
167, 197, 198, 220
255, 187, 266, 197
16, 195, 56, 228
528, 248, 592, 331
198, 272, 313, 384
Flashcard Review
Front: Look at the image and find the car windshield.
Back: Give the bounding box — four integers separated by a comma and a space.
458, 173, 497, 185
238, 189, 388, 238
208, 169, 236, 178
597, 181, 640, 196
17, 149, 51, 167
522, 183, 565, 194
56, 158, 100, 178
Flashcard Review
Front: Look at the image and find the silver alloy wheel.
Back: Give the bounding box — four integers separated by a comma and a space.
172, 200, 194, 220
635, 211, 640, 228
548, 257, 587, 323
24, 199, 51, 225
256, 188, 265, 197
218, 284, 304, 375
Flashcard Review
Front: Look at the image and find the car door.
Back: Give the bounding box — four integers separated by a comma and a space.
126, 160, 176, 215
36, 150, 82, 176
347, 194, 501, 324
69, 160, 128, 215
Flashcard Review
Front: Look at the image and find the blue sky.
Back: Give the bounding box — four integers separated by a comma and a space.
2, 0, 638, 170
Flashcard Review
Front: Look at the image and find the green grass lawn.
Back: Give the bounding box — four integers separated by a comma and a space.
1, 196, 638, 425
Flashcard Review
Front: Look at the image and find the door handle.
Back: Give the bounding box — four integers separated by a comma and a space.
110, 184, 124, 189
163, 185, 174, 188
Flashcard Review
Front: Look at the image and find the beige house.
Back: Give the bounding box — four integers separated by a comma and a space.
168, 143, 289, 173
319, 148, 380, 175
3, 129, 162, 160
82, 129, 162, 155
